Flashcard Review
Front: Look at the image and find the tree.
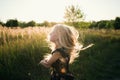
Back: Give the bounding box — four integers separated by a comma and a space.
18, 21, 27, 28
26, 20, 36, 27
105, 20, 114, 29
97, 20, 107, 29
89, 21, 98, 29
64, 5, 84, 23
42, 21, 50, 27
114, 17, 120, 29
6, 19, 18, 27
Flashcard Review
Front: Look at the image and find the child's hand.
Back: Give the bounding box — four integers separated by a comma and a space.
39, 59, 50, 68
39, 59, 48, 64
40, 60, 45, 64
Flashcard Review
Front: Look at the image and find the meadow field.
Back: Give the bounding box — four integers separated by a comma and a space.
0, 26, 120, 80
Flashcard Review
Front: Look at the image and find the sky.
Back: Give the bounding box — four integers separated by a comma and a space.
0, 0, 120, 23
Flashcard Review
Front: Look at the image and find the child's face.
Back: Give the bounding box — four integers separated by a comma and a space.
49, 30, 58, 42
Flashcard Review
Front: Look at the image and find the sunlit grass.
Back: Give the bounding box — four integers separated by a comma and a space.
0, 26, 51, 80
0, 26, 120, 80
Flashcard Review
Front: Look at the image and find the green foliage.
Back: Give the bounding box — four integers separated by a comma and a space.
18, 21, 27, 28
0, 27, 120, 80
64, 5, 84, 23
89, 21, 98, 28
65, 21, 91, 29
70, 29, 120, 80
105, 20, 114, 29
98, 20, 107, 29
75, 40, 120, 80
5, 19, 18, 27
37, 21, 57, 27
1, 16, 119, 29
89, 20, 115, 29
79, 22, 91, 28
18, 20, 36, 27
114, 17, 120, 29
26, 20, 36, 27
0, 27, 50, 80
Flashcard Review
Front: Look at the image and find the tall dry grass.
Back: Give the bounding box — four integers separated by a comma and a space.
0, 26, 120, 80
0, 26, 51, 45
0, 26, 51, 80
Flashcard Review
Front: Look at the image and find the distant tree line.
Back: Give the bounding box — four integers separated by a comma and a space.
64, 5, 120, 29
0, 4, 120, 29
89, 17, 120, 29
0, 17, 120, 29
0, 19, 57, 28
64, 17, 120, 30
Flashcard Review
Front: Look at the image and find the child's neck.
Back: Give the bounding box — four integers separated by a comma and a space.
55, 44, 61, 49
55, 45, 60, 49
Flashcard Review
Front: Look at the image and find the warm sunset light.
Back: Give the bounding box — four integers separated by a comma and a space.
0, 0, 120, 80
0, 0, 120, 22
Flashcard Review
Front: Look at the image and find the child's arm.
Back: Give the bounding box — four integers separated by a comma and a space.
40, 52, 61, 68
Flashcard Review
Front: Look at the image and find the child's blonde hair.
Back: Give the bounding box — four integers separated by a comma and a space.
48, 24, 83, 63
